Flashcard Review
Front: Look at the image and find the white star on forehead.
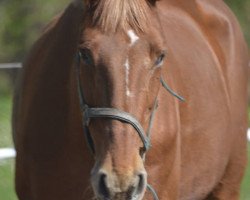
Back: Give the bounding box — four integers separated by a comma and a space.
127, 30, 139, 46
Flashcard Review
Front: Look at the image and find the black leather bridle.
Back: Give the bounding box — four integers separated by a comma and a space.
75, 51, 185, 200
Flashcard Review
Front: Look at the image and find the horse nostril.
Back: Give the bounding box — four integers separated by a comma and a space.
127, 173, 147, 198
98, 173, 110, 198
135, 173, 147, 196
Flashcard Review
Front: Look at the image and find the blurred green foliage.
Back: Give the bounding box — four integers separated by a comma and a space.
225, 0, 250, 46
0, 0, 69, 62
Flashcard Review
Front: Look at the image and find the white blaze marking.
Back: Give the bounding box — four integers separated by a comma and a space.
124, 30, 139, 97
124, 58, 132, 97
127, 30, 139, 46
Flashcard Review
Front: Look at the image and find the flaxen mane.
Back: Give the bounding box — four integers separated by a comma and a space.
91, 0, 151, 32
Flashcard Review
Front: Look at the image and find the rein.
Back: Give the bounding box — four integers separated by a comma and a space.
75, 52, 184, 200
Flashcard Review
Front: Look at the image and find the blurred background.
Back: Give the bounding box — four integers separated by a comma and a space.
0, 0, 249, 199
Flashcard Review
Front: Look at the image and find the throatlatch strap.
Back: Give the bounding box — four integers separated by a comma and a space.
160, 76, 185, 102
147, 184, 160, 200
146, 99, 158, 139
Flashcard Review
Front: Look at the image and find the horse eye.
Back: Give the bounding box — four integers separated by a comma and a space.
79, 48, 94, 66
155, 53, 165, 66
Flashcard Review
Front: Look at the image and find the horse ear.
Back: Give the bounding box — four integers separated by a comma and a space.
147, 0, 160, 6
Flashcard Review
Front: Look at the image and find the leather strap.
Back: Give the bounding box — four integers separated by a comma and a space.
84, 107, 151, 151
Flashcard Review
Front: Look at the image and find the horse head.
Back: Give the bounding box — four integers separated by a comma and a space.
77, 0, 165, 199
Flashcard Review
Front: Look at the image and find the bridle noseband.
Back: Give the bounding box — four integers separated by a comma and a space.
83, 107, 152, 151
75, 52, 184, 200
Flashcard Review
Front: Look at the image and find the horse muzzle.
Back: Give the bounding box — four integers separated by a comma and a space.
91, 168, 147, 200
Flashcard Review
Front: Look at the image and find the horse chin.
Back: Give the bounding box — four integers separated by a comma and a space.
95, 193, 144, 200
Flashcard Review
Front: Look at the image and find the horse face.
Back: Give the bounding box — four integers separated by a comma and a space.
78, 5, 165, 200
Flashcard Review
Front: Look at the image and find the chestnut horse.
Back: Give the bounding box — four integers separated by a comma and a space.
13, 0, 249, 200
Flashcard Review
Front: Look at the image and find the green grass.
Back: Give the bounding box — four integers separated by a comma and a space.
0, 94, 13, 148
0, 159, 16, 200
248, 107, 250, 128
240, 144, 250, 200
0, 93, 17, 200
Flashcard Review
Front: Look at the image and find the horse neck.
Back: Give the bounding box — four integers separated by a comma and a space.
18, 2, 85, 151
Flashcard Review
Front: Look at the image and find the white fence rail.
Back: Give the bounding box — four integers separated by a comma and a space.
0, 62, 22, 69
0, 148, 16, 160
